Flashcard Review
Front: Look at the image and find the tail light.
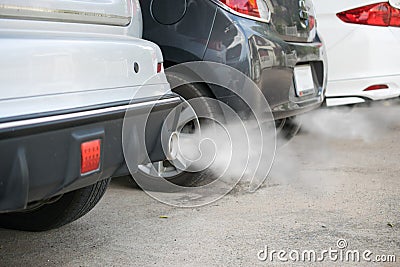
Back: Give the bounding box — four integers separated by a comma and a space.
219, 0, 260, 18
364, 84, 389, 91
309, 15, 316, 30
337, 2, 400, 27
391, 5, 400, 26
217, 0, 271, 22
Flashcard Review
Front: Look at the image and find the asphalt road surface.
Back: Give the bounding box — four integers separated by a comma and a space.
1, 106, 399, 266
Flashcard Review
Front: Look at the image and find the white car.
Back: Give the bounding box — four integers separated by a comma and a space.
0, 0, 180, 231
314, 0, 400, 106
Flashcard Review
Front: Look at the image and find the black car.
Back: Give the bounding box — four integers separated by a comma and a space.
134, 0, 327, 184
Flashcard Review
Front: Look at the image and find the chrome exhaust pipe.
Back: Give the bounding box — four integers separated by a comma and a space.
166, 131, 179, 160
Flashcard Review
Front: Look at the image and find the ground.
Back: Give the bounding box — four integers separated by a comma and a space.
0, 106, 399, 266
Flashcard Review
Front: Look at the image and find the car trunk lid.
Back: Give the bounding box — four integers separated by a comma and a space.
269, 0, 317, 43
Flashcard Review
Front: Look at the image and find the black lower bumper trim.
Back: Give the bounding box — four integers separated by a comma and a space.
0, 96, 182, 212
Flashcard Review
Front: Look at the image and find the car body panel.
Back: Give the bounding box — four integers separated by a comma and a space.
390, 0, 400, 9
0, 96, 181, 211
326, 75, 400, 103
0, 30, 167, 118
314, 0, 400, 105
141, 0, 217, 63
204, 8, 325, 118
268, 0, 317, 43
0, 0, 181, 212
140, 0, 327, 120
0, 0, 132, 26
0, 1, 165, 119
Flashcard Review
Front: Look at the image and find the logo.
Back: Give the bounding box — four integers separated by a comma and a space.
299, 0, 309, 20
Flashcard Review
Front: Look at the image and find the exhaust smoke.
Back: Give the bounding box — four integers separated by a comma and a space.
123, 59, 400, 207
269, 99, 400, 195
172, 99, 400, 197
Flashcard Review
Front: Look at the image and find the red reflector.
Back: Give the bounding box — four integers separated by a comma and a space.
81, 139, 101, 174
157, 63, 163, 73
219, 0, 261, 18
364, 84, 389, 91
337, 2, 400, 27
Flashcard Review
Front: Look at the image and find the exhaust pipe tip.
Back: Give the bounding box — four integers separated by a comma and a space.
167, 131, 179, 160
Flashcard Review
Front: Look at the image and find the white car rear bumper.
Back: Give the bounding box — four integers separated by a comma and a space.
326, 75, 400, 106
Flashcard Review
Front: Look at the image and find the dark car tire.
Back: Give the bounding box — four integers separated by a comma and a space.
129, 73, 221, 190
0, 178, 110, 232
276, 116, 302, 147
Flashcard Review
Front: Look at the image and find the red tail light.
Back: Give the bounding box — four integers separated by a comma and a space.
364, 84, 389, 91
309, 15, 316, 30
217, 0, 271, 22
391, 5, 400, 26
337, 2, 400, 27
219, 0, 260, 18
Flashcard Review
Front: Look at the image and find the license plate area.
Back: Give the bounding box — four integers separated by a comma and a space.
294, 65, 315, 97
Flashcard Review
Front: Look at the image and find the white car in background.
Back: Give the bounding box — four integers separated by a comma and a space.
314, 0, 400, 106
0, 0, 180, 231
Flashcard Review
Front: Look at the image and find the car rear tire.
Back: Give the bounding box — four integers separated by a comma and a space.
0, 178, 110, 231
129, 73, 221, 190
276, 116, 302, 147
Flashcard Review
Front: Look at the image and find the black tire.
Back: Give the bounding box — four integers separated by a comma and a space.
130, 73, 221, 190
276, 116, 302, 147
0, 178, 110, 231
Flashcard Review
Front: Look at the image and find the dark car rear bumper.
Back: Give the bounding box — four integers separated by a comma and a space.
0, 95, 181, 212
